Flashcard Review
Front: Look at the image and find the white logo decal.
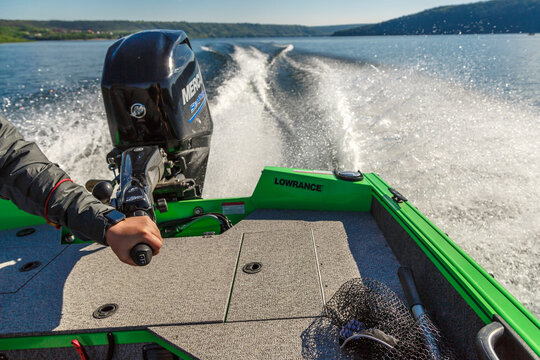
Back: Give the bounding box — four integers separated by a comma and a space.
181, 71, 203, 106
130, 103, 146, 118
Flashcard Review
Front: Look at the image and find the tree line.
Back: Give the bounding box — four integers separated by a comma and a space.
0, 20, 329, 43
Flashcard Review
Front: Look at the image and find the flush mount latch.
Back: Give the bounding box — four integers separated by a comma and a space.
389, 188, 408, 203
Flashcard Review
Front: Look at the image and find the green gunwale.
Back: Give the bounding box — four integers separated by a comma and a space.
0, 166, 538, 356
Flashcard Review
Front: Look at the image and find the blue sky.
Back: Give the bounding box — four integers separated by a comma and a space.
2, 0, 473, 25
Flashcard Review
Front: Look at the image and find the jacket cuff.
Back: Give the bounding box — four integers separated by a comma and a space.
47, 181, 114, 245
69, 209, 111, 246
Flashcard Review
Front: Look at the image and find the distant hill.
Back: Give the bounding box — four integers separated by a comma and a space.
310, 24, 368, 35
0, 19, 350, 43
333, 0, 540, 36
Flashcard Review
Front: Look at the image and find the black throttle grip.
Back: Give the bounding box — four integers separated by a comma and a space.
130, 243, 153, 266
129, 210, 153, 266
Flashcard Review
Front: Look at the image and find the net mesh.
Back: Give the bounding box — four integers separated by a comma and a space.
301, 278, 457, 359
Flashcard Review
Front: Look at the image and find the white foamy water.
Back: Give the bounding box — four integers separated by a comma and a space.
203, 46, 284, 198
10, 86, 112, 184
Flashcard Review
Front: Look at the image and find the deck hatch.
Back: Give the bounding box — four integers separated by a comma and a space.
226, 229, 322, 322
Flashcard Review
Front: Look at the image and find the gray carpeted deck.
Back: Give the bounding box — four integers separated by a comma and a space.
0, 224, 63, 294
1, 209, 404, 359
149, 318, 316, 360
1, 231, 241, 335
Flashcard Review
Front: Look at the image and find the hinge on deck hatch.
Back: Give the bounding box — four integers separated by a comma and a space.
388, 188, 408, 203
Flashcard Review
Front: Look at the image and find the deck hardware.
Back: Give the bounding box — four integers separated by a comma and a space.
93, 303, 118, 319
19, 261, 41, 272
334, 169, 364, 182
63, 233, 75, 243
16, 228, 35, 237
389, 188, 408, 203
476, 314, 538, 360
193, 206, 204, 215
156, 198, 168, 213
242, 262, 262, 274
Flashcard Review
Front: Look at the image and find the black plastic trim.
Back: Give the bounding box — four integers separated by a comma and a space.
106, 332, 115, 360
476, 314, 539, 360
334, 169, 364, 182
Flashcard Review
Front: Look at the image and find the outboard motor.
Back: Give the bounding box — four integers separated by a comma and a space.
102, 29, 212, 197
97, 30, 213, 265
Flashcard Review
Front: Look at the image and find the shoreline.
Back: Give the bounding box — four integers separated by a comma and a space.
1, 31, 534, 45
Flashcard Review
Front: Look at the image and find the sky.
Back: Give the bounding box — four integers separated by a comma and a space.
2, 0, 474, 26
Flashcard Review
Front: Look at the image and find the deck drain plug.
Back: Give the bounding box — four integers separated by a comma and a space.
19, 261, 41, 272
242, 262, 262, 274
93, 303, 118, 319
16, 228, 36, 237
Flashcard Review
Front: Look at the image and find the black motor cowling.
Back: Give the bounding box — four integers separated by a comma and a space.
101, 30, 212, 191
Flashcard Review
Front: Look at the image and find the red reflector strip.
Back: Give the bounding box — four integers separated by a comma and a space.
222, 202, 245, 215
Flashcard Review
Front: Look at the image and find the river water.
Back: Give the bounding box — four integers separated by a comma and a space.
1, 34, 539, 316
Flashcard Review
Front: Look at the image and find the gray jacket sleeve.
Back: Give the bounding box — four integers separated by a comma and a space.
0, 115, 113, 244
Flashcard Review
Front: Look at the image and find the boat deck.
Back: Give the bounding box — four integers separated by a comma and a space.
1, 209, 406, 359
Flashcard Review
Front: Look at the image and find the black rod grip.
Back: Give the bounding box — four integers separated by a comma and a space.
398, 267, 423, 308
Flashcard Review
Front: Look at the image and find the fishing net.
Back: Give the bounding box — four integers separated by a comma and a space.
301, 278, 457, 359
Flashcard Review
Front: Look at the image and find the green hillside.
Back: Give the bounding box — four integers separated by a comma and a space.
334, 0, 540, 36
0, 19, 340, 43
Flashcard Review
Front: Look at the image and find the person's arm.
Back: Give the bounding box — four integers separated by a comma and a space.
0, 115, 162, 265
0, 115, 112, 242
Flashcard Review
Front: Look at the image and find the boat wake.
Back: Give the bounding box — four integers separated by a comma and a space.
4, 85, 111, 183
